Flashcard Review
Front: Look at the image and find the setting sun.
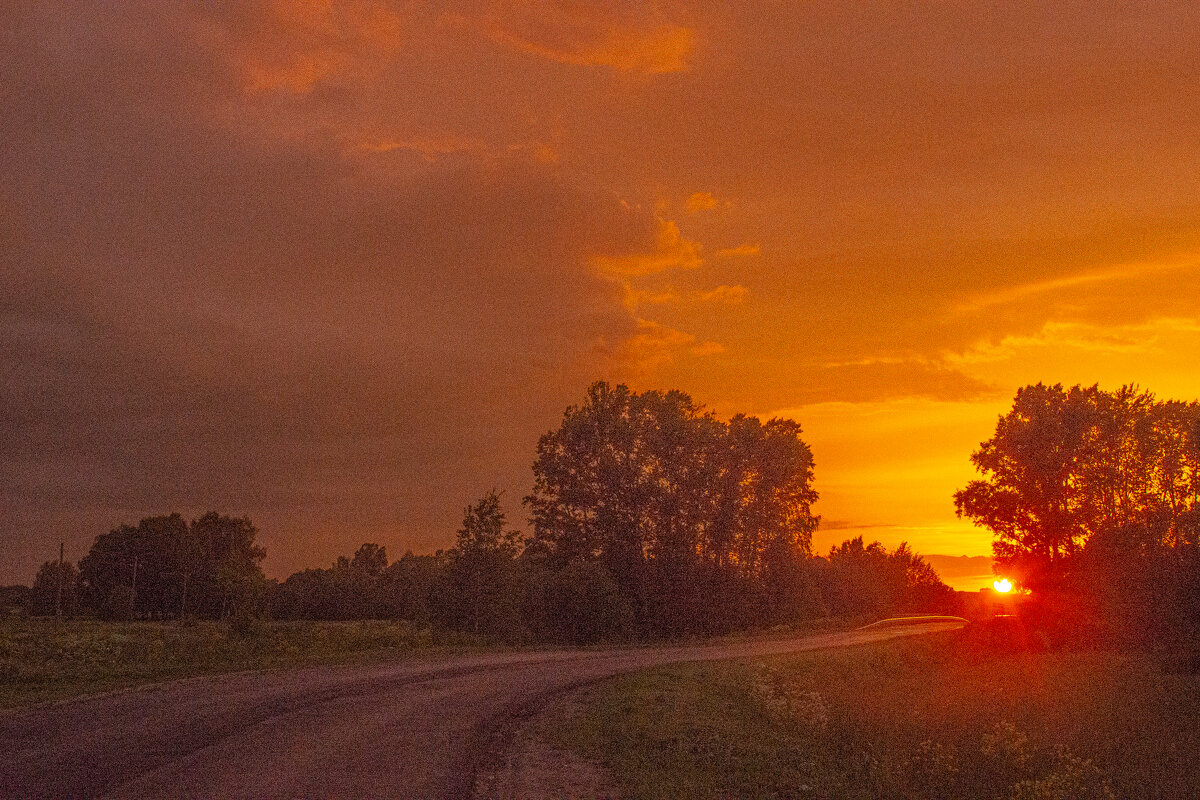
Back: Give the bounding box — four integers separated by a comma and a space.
993, 579, 1013, 593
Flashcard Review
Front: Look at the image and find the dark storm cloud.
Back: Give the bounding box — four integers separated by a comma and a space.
0, 4, 680, 580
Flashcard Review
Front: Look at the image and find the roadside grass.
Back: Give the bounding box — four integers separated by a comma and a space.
0, 617, 489, 709
544, 630, 1200, 799
0, 614, 870, 711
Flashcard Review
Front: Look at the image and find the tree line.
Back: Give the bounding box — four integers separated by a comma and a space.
21, 382, 954, 641
956, 383, 1200, 658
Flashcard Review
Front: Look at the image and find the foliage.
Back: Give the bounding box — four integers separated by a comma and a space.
818, 537, 956, 617
78, 512, 266, 620
438, 491, 527, 639
956, 383, 1200, 658
0, 585, 31, 616
526, 381, 820, 636
524, 559, 635, 645
28, 561, 80, 617
271, 544, 443, 621
955, 383, 1200, 590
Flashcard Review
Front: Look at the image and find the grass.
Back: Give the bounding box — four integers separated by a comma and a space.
0, 616, 491, 709
543, 629, 1200, 799
0, 613, 868, 711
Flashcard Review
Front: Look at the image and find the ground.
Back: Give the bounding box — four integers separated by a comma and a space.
0, 621, 960, 797
538, 629, 1200, 799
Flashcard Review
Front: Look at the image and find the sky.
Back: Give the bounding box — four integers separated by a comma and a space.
4, 2, 1200, 590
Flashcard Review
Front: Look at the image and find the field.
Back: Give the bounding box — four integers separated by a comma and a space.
542, 629, 1200, 799
0, 616, 486, 709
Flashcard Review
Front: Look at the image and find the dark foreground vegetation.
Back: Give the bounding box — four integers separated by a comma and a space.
15, 382, 954, 649
545, 626, 1200, 799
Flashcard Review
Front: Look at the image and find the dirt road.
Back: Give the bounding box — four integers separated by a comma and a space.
0, 619, 963, 798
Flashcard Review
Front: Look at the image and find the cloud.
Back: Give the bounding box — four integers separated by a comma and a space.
590, 218, 703, 276
221, 0, 405, 93
457, 2, 694, 74
714, 243, 759, 258
685, 192, 719, 212
697, 285, 749, 304
625, 284, 747, 307
0, 5, 710, 581
604, 320, 703, 371
690, 341, 725, 357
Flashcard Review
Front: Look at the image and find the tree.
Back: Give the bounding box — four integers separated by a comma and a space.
29, 560, 79, 617
78, 512, 266, 619
818, 537, 953, 617
956, 383, 1200, 591
954, 384, 1100, 589
443, 491, 525, 637
0, 585, 31, 615
527, 381, 820, 636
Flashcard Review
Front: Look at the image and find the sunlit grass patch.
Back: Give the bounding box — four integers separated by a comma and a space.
545, 631, 1200, 799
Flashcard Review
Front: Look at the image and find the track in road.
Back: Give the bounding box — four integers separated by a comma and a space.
0, 619, 964, 798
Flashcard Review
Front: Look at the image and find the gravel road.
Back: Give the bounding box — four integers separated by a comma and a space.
0, 619, 964, 798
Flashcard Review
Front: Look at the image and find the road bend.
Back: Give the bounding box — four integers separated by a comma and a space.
0, 619, 964, 798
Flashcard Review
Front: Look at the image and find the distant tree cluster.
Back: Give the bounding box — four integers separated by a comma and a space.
271, 544, 443, 623
0, 585, 31, 615
817, 537, 956, 617
268, 383, 952, 642
29, 513, 268, 621
957, 383, 1200, 656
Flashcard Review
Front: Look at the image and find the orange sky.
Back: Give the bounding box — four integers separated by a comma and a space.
4, 2, 1200, 590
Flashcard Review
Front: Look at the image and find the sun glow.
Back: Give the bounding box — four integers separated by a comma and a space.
993, 578, 1013, 593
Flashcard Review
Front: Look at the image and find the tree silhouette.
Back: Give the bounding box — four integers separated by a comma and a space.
527, 381, 820, 635
956, 383, 1200, 591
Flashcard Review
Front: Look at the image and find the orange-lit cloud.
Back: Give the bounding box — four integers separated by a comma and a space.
456, 2, 694, 74
714, 243, 760, 258
685, 192, 720, 212
591, 218, 702, 276
233, 0, 403, 93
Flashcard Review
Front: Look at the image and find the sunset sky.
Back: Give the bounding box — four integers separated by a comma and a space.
5, 2, 1200, 590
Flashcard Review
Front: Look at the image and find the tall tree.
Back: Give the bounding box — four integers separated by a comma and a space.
527, 381, 820, 635
956, 383, 1200, 590
444, 491, 524, 636
29, 560, 80, 617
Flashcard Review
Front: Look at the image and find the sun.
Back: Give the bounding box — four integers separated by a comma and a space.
993, 578, 1013, 593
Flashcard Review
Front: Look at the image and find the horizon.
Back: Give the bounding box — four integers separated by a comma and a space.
6, 4, 1200, 586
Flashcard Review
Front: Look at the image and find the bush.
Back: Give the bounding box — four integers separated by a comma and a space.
530, 561, 634, 645
101, 586, 136, 621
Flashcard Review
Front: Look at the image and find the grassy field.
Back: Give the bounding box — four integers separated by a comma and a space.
0, 616, 488, 709
543, 628, 1200, 799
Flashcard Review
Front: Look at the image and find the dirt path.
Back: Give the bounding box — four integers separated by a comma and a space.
0, 619, 964, 798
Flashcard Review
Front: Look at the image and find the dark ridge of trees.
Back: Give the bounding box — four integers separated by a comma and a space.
21, 383, 956, 642
271, 544, 445, 622
75, 513, 267, 620
265, 383, 952, 643
956, 383, 1200, 658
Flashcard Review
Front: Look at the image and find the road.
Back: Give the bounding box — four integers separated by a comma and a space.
0, 619, 964, 799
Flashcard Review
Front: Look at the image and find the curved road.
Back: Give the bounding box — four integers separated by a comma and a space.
0, 619, 963, 798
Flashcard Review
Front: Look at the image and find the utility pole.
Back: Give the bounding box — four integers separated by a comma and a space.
130, 555, 138, 620
54, 542, 64, 631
